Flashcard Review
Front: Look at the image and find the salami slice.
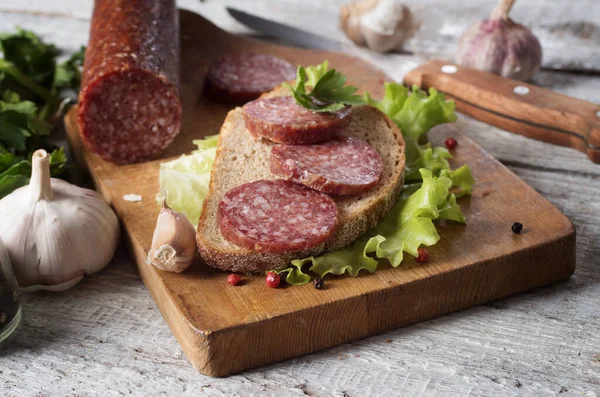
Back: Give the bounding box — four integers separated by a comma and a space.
243, 96, 352, 144
77, 0, 181, 165
218, 180, 338, 253
270, 136, 383, 195
204, 54, 296, 104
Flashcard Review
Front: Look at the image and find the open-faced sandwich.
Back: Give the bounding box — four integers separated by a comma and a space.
197, 84, 405, 272
156, 60, 474, 285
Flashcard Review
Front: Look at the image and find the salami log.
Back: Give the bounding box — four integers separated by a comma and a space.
204, 54, 296, 104
242, 96, 352, 144
77, 0, 182, 164
217, 180, 338, 253
270, 136, 383, 195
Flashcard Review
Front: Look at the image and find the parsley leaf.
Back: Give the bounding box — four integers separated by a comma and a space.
48, 146, 67, 175
0, 110, 30, 151
287, 61, 365, 112
0, 28, 84, 198
0, 90, 37, 116
0, 28, 59, 90
54, 46, 85, 90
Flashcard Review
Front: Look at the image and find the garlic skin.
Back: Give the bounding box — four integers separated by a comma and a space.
456, 0, 542, 81
0, 150, 120, 292
340, 0, 416, 53
147, 201, 196, 273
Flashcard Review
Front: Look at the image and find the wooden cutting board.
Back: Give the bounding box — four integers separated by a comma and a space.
64, 9, 575, 377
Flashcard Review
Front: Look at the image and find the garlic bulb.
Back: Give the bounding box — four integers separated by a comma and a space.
0, 150, 120, 292
147, 201, 196, 273
456, 0, 542, 81
340, 0, 416, 53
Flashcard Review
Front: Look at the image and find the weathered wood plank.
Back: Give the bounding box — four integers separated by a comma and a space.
3, 0, 600, 70
0, 1, 599, 395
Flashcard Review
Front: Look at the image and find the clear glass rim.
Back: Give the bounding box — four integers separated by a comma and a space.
0, 306, 21, 343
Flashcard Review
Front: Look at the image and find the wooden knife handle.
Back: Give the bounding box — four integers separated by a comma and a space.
404, 59, 600, 163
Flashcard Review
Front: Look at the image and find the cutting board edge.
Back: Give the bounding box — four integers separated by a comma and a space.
176, 230, 576, 377
64, 107, 577, 377
63, 8, 578, 377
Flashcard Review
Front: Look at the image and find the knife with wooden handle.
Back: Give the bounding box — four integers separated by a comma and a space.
404, 59, 600, 163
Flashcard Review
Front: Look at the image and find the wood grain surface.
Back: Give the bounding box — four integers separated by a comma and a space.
0, 1, 599, 396
62, 9, 576, 377
404, 60, 600, 163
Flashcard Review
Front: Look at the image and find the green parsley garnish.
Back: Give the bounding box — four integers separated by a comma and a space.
0, 28, 83, 198
286, 61, 365, 112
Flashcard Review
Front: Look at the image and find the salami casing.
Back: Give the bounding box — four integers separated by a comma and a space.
243, 96, 352, 144
204, 54, 296, 104
270, 136, 383, 195
217, 180, 338, 253
77, 0, 182, 164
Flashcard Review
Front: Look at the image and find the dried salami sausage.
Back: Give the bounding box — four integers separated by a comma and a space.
242, 96, 352, 144
217, 180, 338, 253
77, 0, 182, 164
270, 136, 383, 195
204, 54, 296, 104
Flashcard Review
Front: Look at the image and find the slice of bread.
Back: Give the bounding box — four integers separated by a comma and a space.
196, 88, 406, 272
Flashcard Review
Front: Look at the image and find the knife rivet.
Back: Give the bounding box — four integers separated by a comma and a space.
441, 65, 458, 74
513, 85, 530, 95
596, 110, 600, 118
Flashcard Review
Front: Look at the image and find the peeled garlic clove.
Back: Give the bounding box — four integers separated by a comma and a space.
147, 201, 196, 273
456, 0, 542, 81
0, 150, 120, 292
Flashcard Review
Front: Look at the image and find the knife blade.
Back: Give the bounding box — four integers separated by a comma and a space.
227, 8, 600, 163
227, 7, 343, 52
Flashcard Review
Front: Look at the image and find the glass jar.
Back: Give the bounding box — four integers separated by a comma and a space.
0, 236, 20, 342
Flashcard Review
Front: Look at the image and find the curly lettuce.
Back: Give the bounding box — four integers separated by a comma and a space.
156, 135, 218, 225
289, 169, 457, 279
157, 66, 475, 286
277, 83, 474, 285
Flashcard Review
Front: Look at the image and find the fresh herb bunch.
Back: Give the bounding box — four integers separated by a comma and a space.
287, 61, 365, 112
0, 28, 84, 199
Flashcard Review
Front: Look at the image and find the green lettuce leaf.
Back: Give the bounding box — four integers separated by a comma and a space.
284, 170, 459, 283
277, 82, 474, 285
365, 83, 464, 185
154, 66, 475, 286
157, 136, 218, 225
366, 84, 457, 141
442, 165, 475, 197
405, 143, 452, 182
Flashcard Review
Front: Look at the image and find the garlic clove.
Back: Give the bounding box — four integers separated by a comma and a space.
340, 0, 379, 46
340, 0, 416, 53
147, 201, 196, 273
456, 0, 542, 81
361, 0, 415, 52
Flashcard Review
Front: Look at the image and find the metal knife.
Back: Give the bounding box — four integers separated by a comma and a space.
228, 8, 600, 163
227, 7, 343, 52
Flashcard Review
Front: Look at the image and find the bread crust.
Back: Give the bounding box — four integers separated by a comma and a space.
196, 90, 406, 273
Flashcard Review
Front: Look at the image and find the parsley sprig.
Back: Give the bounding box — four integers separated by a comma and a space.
287, 61, 365, 112
0, 28, 84, 198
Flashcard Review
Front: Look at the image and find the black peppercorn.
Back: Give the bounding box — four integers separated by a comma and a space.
512, 222, 523, 234
313, 277, 324, 290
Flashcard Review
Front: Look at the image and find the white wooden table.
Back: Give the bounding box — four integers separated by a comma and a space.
1, 1, 599, 396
